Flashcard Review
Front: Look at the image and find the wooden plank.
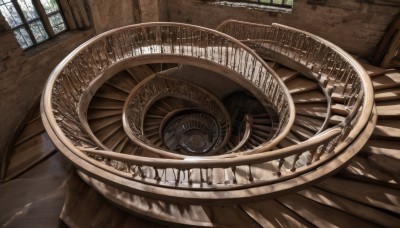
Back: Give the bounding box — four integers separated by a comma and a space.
368, 154, 400, 178
14, 118, 45, 146
126, 65, 156, 82
290, 125, 315, 141
372, 71, 400, 90
278, 193, 377, 228
89, 115, 122, 132
298, 187, 400, 227
94, 84, 129, 101
376, 100, 400, 118
339, 156, 400, 186
358, 59, 390, 77
362, 139, 400, 160
87, 109, 122, 120
295, 103, 327, 119
107, 70, 138, 93
274, 65, 299, 82
286, 77, 318, 95
374, 87, 400, 102
292, 90, 327, 104
316, 177, 400, 215
331, 103, 349, 116
241, 200, 313, 227
372, 119, 400, 139
5, 133, 57, 180
89, 97, 124, 110
294, 115, 324, 133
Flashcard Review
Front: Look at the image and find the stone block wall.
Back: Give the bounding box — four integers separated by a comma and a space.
165, 0, 399, 58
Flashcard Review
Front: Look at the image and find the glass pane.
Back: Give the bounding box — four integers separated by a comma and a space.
28, 20, 48, 42
49, 12, 66, 34
17, 0, 38, 21
14, 26, 33, 48
39, 0, 59, 14
0, 2, 23, 28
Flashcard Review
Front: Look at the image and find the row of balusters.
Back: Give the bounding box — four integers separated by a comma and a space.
51, 24, 291, 149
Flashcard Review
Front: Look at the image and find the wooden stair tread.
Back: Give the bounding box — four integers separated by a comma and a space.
329, 115, 345, 125
79, 173, 260, 227
87, 109, 122, 120
89, 115, 122, 132
339, 156, 400, 186
14, 118, 45, 146
368, 154, 400, 178
358, 60, 390, 76
93, 121, 122, 142
274, 65, 299, 82
286, 77, 318, 95
278, 193, 377, 228
89, 97, 124, 110
298, 187, 400, 227
295, 103, 327, 118
94, 83, 129, 101
316, 177, 400, 214
241, 200, 312, 227
376, 100, 400, 117
292, 90, 327, 104
5, 133, 57, 180
331, 103, 350, 116
294, 116, 324, 133
372, 119, 400, 139
107, 70, 138, 92
126, 65, 156, 82
290, 125, 315, 141
362, 139, 400, 160
371, 71, 400, 90
375, 87, 400, 102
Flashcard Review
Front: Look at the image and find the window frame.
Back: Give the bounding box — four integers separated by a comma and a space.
0, 0, 68, 50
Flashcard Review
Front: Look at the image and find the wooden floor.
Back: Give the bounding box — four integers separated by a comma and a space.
0, 61, 399, 227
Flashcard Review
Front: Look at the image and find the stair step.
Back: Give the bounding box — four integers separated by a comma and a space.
339, 156, 400, 186
108, 70, 139, 92
298, 187, 400, 227
368, 154, 400, 178
286, 77, 318, 95
241, 200, 313, 227
87, 109, 122, 120
292, 90, 327, 104
278, 193, 377, 228
89, 97, 124, 110
331, 103, 350, 116
294, 115, 324, 133
358, 59, 390, 77
375, 87, 400, 102
290, 125, 315, 141
274, 66, 299, 83
376, 100, 400, 118
5, 133, 57, 180
126, 65, 156, 82
104, 129, 130, 151
329, 115, 345, 125
14, 118, 45, 146
111, 136, 130, 153
316, 177, 400, 215
94, 84, 129, 101
372, 71, 400, 90
94, 122, 122, 142
362, 139, 400, 161
89, 115, 122, 132
295, 103, 327, 119
372, 119, 400, 139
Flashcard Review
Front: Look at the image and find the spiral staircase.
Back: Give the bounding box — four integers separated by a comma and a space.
1, 20, 399, 227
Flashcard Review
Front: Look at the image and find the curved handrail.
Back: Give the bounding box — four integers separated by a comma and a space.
42, 21, 374, 196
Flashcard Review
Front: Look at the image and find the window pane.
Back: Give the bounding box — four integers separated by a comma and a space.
49, 12, 66, 34
14, 26, 33, 48
28, 20, 48, 42
17, 0, 38, 21
39, 0, 59, 14
0, 2, 23, 28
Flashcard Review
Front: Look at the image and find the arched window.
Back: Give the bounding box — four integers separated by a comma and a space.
0, 0, 67, 49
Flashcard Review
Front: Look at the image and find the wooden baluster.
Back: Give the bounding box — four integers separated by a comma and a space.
290, 154, 301, 172
231, 167, 237, 184
248, 165, 254, 182
277, 158, 285, 176
207, 168, 213, 185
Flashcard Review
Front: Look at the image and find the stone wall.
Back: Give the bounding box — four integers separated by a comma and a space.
165, 0, 399, 58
